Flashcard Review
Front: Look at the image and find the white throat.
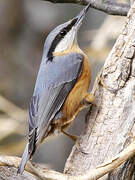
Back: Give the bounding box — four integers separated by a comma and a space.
54, 29, 76, 53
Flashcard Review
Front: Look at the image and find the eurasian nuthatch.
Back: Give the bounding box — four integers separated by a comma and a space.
18, 3, 95, 174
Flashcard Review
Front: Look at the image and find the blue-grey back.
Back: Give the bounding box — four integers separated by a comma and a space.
34, 53, 83, 95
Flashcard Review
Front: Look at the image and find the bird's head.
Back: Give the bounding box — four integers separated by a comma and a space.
43, 3, 90, 61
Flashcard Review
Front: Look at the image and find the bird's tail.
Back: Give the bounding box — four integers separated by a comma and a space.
17, 143, 30, 175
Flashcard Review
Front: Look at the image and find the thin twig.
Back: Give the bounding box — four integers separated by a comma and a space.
41, 0, 130, 16
0, 95, 28, 142
0, 95, 27, 123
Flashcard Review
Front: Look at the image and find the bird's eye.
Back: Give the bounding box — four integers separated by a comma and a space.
60, 29, 67, 36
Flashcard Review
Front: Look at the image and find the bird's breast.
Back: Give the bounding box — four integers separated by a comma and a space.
62, 54, 91, 122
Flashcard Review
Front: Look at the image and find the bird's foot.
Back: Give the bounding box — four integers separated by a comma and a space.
82, 93, 95, 106
81, 93, 96, 123
75, 143, 90, 155
61, 129, 78, 141
99, 79, 116, 93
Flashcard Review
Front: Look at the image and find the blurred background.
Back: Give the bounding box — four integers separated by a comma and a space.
0, 0, 126, 173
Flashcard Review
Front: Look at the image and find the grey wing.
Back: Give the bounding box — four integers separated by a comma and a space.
28, 52, 83, 156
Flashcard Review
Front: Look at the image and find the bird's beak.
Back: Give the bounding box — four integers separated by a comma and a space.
74, 3, 91, 30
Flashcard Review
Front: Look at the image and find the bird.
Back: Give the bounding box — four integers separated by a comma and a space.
17, 3, 95, 174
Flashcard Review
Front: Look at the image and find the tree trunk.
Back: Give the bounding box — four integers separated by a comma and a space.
64, 2, 135, 179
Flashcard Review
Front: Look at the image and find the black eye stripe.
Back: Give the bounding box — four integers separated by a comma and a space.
47, 18, 77, 62
60, 29, 67, 36
65, 18, 77, 32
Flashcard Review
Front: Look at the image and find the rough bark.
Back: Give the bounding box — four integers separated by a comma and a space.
64, 2, 135, 180
0, 166, 38, 180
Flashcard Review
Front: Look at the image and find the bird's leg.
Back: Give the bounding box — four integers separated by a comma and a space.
82, 93, 95, 106
82, 93, 96, 124
62, 129, 89, 154
61, 128, 78, 141
85, 105, 93, 124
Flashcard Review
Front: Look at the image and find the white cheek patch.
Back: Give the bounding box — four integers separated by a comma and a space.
54, 30, 74, 53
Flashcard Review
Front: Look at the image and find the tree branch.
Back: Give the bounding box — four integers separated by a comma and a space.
0, 95, 27, 144
42, 0, 130, 16
0, 95, 27, 123
0, 141, 135, 180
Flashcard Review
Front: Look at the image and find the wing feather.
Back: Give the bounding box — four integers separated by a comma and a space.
28, 52, 83, 153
